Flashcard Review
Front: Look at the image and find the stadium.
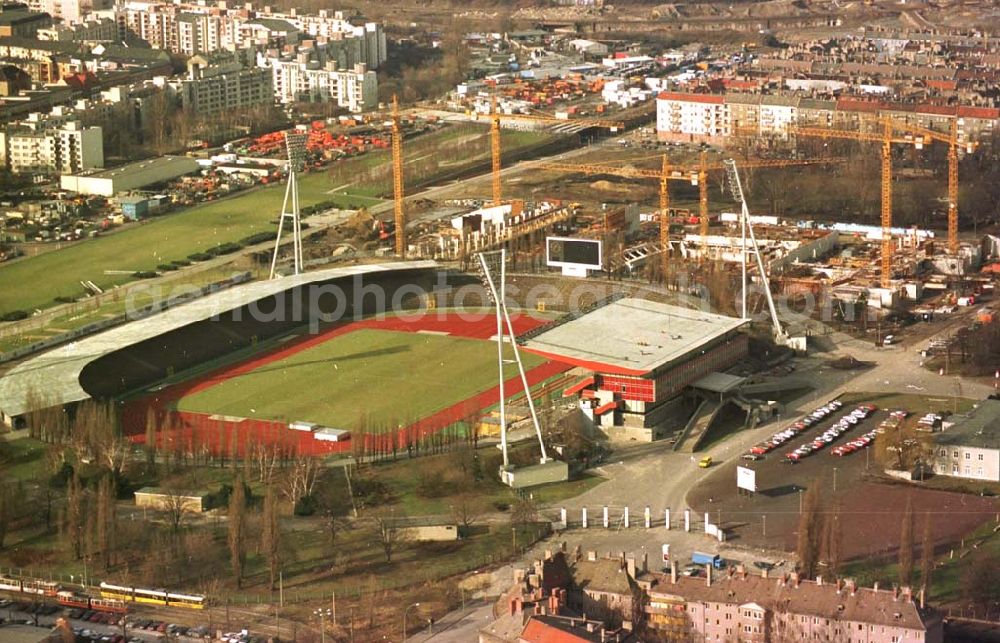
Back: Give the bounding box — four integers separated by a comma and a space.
0, 262, 751, 456
0, 261, 574, 455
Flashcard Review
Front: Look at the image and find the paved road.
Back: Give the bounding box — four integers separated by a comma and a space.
412, 306, 994, 639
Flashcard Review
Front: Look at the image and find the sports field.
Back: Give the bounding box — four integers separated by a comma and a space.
0, 127, 552, 315
176, 328, 544, 429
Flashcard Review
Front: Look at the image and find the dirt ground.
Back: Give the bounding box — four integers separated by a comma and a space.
688, 405, 999, 560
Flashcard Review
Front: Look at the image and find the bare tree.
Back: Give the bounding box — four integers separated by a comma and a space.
0, 484, 8, 550
450, 495, 481, 534
899, 496, 914, 587
162, 488, 189, 534
823, 502, 842, 576
371, 511, 407, 563
144, 407, 158, 469
228, 476, 247, 588
796, 483, 822, 578
510, 496, 538, 527
261, 485, 281, 590
920, 511, 934, 596
96, 475, 117, 570
282, 455, 320, 506
64, 472, 84, 560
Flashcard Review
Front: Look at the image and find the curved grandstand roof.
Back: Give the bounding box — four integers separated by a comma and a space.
0, 261, 437, 419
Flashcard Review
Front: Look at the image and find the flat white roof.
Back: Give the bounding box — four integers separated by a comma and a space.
522, 298, 746, 375
0, 261, 437, 418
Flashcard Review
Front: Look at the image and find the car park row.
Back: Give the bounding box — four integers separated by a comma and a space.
743, 399, 845, 460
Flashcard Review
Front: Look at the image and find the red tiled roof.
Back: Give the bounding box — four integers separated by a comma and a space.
914, 104, 957, 116
958, 105, 999, 119
657, 91, 724, 104
926, 80, 958, 90
520, 618, 594, 642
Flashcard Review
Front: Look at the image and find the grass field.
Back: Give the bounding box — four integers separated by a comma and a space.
176, 328, 544, 428
0, 126, 552, 315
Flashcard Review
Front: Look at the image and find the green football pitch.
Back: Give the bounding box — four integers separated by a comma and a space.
176, 328, 544, 429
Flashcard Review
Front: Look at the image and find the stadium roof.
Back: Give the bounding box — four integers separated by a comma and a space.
522, 298, 746, 376
0, 261, 437, 419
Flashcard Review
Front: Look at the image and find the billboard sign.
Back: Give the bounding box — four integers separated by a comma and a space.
546, 236, 602, 275
736, 466, 756, 493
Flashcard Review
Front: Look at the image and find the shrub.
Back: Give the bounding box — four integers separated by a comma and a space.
240, 232, 273, 246
132, 270, 157, 279
171, 259, 191, 267
54, 296, 75, 304
207, 241, 242, 256
294, 494, 317, 516
1, 310, 29, 321
157, 263, 177, 271
187, 252, 212, 261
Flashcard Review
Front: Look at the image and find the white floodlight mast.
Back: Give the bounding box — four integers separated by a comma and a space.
477, 250, 549, 469
724, 159, 784, 338
269, 133, 307, 279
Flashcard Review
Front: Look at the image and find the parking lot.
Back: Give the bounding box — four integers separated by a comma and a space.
0, 598, 276, 643
688, 398, 998, 560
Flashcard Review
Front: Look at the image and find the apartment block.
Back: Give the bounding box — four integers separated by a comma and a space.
33, 0, 110, 25
645, 566, 943, 643
0, 117, 103, 175
170, 54, 273, 117
656, 92, 728, 145
36, 17, 117, 41
656, 91, 999, 146
115, 1, 386, 70
0, 7, 51, 37
266, 55, 375, 112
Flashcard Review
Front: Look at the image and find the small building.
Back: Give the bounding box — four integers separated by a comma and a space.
314, 427, 350, 442
118, 195, 152, 220
932, 399, 1000, 482
134, 487, 207, 513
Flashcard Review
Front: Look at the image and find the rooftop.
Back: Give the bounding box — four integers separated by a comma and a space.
67, 155, 199, 181
936, 399, 1000, 449
522, 299, 746, 376
648, 573, 938, 633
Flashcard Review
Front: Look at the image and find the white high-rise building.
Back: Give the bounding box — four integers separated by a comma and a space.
0, 119, 103, 175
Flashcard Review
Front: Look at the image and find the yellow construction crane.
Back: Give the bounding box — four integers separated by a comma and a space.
482, 96, 624, 206
791, 117, 964, 288
534, 156, 844, 276
886, 118, 975, 254
391, 95, 405, 257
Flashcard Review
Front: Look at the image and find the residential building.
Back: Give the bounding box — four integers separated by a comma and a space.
0, 6, 50, 38
170, 53, 273, 117
483, 547, 944, 643
115, 1, 386, 70
0, 117, 102, 175
33, 0, 110, 25
36, 17, 117, 42
656, 91, 728, 145
656, 90, 999, 146
479, 550, 634, 643
645, 565, 944, 643
932, 399, 1000, 482
264, 54, 375, 111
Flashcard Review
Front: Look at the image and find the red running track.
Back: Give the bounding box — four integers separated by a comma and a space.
121, 312, 570, 457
